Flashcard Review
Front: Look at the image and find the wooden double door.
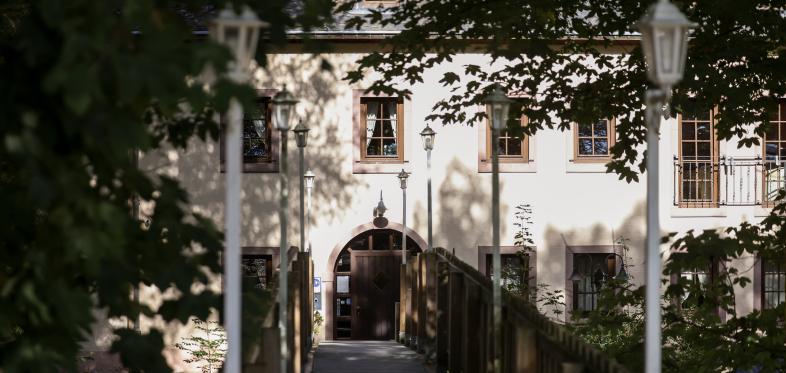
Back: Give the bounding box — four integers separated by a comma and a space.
350, 250, 402, 340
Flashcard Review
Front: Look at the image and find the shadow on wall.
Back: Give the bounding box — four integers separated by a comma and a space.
143, 55, 363, 247
437, 158, 505, 267
540, 201, 647, 321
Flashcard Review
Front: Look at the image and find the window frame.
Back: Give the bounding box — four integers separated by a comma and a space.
219, 89, 279, 173
572, 118, 616, 163
677, 108, 720, 208
754, 255, 786, 311
668, 253, 725, 319
239, 247, 280, 290
564, 245, 623, 320
352, 90, 407, 174
762, 99, 786, 207
478, 246, 537, 298
477, 104, 535, 173
359, 96, 405, 162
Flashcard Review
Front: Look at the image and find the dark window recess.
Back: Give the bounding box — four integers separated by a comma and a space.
242, 98, 272, 163
572, 253, 616, 314
242, 254, 273, 290
763, 257, 786, 310
485, 253, 531, 295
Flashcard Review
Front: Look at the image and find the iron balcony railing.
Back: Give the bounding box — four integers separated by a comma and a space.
673, 156, 786, 207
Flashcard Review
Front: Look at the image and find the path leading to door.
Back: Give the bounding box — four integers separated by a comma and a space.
311, 341, 429, 373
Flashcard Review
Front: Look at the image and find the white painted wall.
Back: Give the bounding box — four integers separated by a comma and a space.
137, 49, 771, 357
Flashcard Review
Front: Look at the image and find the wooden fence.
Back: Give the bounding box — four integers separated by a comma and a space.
245, 248, 313, 373
399, 248, 631, 373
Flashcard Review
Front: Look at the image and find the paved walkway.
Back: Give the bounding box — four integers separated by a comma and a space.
312, 340, 429, 373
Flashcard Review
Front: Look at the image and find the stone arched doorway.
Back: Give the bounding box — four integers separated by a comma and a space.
324, 221, 425, 340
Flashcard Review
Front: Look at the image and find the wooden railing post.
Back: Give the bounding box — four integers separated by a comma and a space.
448, 270, 464, 373
435, 259, 449, 372
407, 256, 417, 347
513, 321, 537, 373
463, 281, 480, 372
425, 252, 438, 360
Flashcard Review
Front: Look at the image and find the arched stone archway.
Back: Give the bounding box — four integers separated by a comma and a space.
323, 220, 426, 340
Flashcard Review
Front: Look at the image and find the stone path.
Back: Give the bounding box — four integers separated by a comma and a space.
311, 340, 429, 373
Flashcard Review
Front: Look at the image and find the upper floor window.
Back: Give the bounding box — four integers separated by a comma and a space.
360, 97, 404, 161
764, 100, 786, 205
243, 98, 272, 163
677, 109, 719, 207
220, 96, 278, 173
573, 119, 615, 162
489, 115, 529, 162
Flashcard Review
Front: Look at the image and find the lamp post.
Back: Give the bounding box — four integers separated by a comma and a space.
484, 83, 511, 373
304, 170, 315, 253
273, 86, 298, 373
636, 2, 694, 372
419, 125, 436, 252
294, 121, 310, 253
397, 169, 410, 265
210, 7, 265, 373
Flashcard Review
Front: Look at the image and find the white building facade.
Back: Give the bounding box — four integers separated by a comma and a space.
140, 38, 785, 346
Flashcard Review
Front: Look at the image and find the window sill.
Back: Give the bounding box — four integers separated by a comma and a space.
353, 160, 409, 174
478, 160, 536, 173
670, 206, 727, 218
566, 159, 610, 173
220, 162, 279, 173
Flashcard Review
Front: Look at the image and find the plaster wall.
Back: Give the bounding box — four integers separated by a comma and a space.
134, 50, 772, 361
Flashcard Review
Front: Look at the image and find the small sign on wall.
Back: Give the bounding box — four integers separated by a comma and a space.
313, 276, 322, 310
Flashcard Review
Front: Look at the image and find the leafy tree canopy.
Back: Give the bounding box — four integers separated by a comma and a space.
0, 0, 334, 371
340, 0, 786, 181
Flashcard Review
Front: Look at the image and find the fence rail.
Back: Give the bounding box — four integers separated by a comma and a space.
673, 156, 786, 207
399, 248, 631, 373
245, 248, 313, 373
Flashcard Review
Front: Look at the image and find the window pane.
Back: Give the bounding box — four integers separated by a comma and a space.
781, 123, 786, 140
508, 138, 522, 156
578, 139, 593, 155
244, 138, 267, 157
366, 139, 382, 155
696, 123, 711, 140
383, 139, 397, 156
593, 120, 608, 137
765, 143, 778, 159
682, 180, 694, 199
337, 275, 350, 293
697, 142, 711, 158
497, 137, 507, 155
766, 123, 779, 140
682, 123, 695, 140
578, 123, 592, 137
683, 142, 696, 158
593, 139, 609, 155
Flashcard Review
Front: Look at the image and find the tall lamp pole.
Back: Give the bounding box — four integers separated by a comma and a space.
209, 7, 265, 373
304, 170, 315, 252
294, 121, 310, 253
397, 169, 410, 264
419, 126, 436, 252
484, 84, 511, 373
273, 86, 299, 373
636, 2, 694, 372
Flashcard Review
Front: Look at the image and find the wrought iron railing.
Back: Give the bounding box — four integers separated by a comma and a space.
398, 248, 631, 373
673, 156, 786, 207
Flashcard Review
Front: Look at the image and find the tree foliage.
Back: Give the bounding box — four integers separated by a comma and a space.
0, 0, 334, 371
340, 0, 786, 181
